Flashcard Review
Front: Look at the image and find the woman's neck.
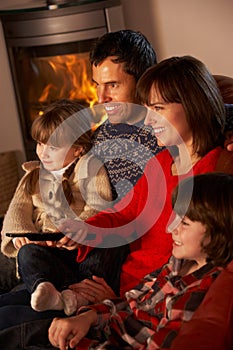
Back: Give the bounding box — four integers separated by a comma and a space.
171, 144, 201, 175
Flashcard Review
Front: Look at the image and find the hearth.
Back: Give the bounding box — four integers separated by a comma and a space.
0, 0, 124, 159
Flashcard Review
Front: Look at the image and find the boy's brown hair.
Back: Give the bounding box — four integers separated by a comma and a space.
172, 173, 233, 267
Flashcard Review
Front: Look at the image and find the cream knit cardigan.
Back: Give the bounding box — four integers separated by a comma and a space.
1, 153, 112, 258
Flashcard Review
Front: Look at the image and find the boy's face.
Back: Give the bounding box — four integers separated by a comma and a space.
169, 214, 209, 269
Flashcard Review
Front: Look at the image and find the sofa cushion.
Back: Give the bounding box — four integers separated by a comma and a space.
214, 74, 233, 104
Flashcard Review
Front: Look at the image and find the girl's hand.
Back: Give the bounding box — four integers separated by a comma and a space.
12, 237, 48, 249
48, 311, 97, 350
69, 276, 116, 303
12, 237, 31, 250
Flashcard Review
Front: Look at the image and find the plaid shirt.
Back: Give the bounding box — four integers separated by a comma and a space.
78, 257, 221, 349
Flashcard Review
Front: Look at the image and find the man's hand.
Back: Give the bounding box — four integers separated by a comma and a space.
227, 142, 233, 151
69, 275, 116, 303
225, 131, 233, 151
48, 311, 97, 350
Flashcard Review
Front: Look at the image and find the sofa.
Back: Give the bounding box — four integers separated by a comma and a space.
214, 74, 233, 104
0, 151, 20, 293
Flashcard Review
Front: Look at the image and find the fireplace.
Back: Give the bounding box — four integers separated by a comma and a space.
0, 0, 125, 159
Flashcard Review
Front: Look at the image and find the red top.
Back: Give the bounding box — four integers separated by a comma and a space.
77, 147, 223, 296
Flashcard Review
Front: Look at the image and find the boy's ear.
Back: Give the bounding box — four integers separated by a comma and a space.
74, 147, 84, 157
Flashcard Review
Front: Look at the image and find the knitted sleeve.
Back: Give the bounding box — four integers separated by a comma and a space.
1, 174, 37, 258
77, 156, 112, 221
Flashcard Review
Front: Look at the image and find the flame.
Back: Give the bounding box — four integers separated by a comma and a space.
38, 84, 56, 103
34, 53, 107, 127
91, 111, 108, 131
38, 54, 98, 107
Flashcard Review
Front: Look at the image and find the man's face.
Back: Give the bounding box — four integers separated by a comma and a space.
92, 56, 137, 104
92, 57, 145, 124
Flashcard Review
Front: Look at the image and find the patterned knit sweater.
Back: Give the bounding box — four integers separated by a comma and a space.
1, 153, 112, 258
92, 120, 162, 200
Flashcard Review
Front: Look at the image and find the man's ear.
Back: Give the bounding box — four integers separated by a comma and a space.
74, 147, 84, 157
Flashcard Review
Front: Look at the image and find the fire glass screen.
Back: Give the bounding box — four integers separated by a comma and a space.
11, 39, 98, 158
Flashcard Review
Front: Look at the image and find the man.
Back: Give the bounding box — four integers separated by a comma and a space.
90, 29, 162, 200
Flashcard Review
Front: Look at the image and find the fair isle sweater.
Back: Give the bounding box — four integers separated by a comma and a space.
92, 120, 162, 200
1, 153, 112, 258
79, 146, 223, 296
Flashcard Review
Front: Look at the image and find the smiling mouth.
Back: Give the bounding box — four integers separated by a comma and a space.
153, 127, 165, 135
104, 103, 123, 116
173, 240, 182, 246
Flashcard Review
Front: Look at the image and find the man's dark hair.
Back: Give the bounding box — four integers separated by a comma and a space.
90, 29, 157, 82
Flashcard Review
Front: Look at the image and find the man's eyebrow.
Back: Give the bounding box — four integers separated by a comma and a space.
105, 80, 118, 84
92, 79, 118, 85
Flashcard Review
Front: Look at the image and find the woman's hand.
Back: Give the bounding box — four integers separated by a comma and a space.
48, 311, 97, 350
69, 276, 116, 303
54, 235, 80, 250
57, 218, 88, 245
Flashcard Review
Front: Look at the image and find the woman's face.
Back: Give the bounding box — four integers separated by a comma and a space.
144, 88, 193, 148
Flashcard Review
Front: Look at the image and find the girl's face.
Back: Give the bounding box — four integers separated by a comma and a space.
168, 214, 208, 269
144, 88, 193, 148
36, 142, 81, 171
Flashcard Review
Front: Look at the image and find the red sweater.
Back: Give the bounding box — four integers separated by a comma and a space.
77, 147, 222, 296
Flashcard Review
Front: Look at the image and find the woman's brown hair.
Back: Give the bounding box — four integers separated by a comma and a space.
136, 56, 225, 157
172, 173, 233, 267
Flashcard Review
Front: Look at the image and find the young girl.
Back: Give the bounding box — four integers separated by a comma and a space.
1, 99, 128, 316
48, 172, 233, 350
